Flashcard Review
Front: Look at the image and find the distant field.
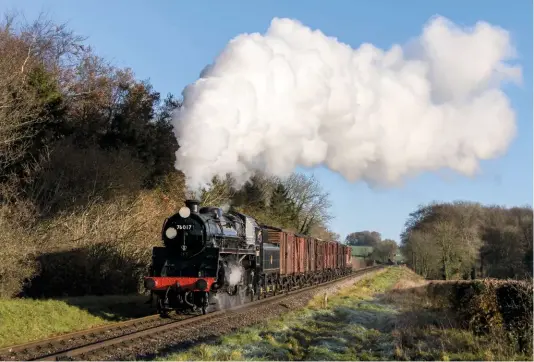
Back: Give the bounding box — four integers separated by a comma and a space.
161, 267, 531, 361
0, 294, 152, 348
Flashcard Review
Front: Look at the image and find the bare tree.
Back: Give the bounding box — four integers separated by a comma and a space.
372, 239, 398, 263
0, 17, 43, 170
405, 230, 439, 278
282, 173, 332, 234
0, 12, 85, 173
401, 200, 531, 280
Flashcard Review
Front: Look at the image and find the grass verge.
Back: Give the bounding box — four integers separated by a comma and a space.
161, 267, 532, 361
0, 294, 151, 348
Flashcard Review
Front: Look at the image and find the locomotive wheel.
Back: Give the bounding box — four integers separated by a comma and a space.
250, 288, 255, 302
157, 296, 169, 318
201, 292, 209, 315
237, 286, 245, 303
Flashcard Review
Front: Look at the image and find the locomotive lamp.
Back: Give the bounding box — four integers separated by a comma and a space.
165, 227, 177, 239
178, 206, 191, 218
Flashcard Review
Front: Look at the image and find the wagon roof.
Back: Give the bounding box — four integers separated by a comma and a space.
260, 224, 283, 231
260, 224, 346, 244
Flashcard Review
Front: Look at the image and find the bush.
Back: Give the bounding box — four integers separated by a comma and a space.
453, 281, 504, 334
1, 180, 187, 298
427, 279, 533, 356
0, 204, 39, 298
495, 280, 533, 354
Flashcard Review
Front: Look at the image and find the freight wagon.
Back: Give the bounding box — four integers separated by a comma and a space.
258, 226, 352, 296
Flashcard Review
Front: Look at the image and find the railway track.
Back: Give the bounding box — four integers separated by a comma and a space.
0, 266, 381, 361
0, 312, 186, 361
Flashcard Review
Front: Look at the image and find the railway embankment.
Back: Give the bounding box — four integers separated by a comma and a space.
0, 294, 152, 348
0, 267, 382, 361
162, 266, 532, 361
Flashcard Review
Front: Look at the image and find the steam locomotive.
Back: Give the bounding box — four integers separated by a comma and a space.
143, 200, 352, 316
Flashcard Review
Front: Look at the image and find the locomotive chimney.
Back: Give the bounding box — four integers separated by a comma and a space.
185, 199, 200, 213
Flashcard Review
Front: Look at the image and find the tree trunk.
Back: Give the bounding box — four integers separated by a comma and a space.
442, 256, 449, 280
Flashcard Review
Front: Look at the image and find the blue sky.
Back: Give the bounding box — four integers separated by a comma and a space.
2, 0, 531, 242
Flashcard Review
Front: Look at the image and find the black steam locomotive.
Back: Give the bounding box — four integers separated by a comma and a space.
143, 199, 353, 316
144, 200, 263, 315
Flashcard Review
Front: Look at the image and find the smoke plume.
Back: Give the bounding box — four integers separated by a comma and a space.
173, 16, 521, 190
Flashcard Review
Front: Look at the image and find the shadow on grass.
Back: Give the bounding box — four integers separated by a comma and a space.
57, 294, 154, 320
18, 246, 154, 321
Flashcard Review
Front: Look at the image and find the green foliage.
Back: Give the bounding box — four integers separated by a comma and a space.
350, 246, 374, 257
232, 179, 296, 230
27, 65, 63, 110
269, 183, 298, 227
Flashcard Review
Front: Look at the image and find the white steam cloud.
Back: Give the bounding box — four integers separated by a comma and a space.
220, 202, 231, 213
225, 263, 244, 286
173, 16, 521, 190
